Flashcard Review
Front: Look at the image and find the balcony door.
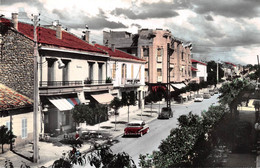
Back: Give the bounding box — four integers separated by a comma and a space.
98, 63, 103, 83
47, 59, 55, 86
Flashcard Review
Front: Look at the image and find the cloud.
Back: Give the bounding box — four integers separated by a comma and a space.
191, 0, 260, 18
204, 14, 214, 21
52, 9, 127, 30
111, 1, 179, 19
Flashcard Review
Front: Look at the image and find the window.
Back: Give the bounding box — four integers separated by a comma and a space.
157, 68, 162, 76
88, 62, 94, 80
98, 63, 103, 82
6, 121, 10, 131
145, 69, 149, 80
143, 48, 149, 57
22, 118, 27, 139
157, 48, 163, 58
112, 64, 116, 79
47, 59, 55, 84
181, 52, 184, 60
131, 64, 134, 79
122, 64, 127, 78
62, 111, 70, 126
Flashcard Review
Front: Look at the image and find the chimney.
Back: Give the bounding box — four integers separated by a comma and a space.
84, 30, 90, 43
11, 13, 18, 30
111, 44, 115, 52
56, 24, 62, 39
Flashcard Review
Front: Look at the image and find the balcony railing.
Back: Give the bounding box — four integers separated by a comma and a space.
126, 79, 140, 84
40, 81, 83, 87
84, 80, 112, 85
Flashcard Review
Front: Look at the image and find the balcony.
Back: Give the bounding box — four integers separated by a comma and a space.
39, 81, 83, 96
83, 79, 113, 92
120, 79, 142, 88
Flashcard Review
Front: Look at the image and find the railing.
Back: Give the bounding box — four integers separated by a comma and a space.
125, 79, 140, 84
40, 81, 83, 87
84, 80, 112, 85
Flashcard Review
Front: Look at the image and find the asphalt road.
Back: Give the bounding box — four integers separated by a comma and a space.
75, 94, 220, 168
110, 94, 220, 167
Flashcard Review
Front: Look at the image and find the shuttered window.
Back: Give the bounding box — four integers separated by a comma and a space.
22, 118, 27, 139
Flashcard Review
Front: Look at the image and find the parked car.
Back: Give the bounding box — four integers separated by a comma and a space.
194, 94, 203, 102
124, 120, 149, 137
214, 88, 219, 94
209, 90, 215, 96
203, 93, 211, 99
158, 107, 173, 119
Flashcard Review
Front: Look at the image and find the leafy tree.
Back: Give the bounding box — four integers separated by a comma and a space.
88, 145, 136, 168
218, 79, 250, 117
122, 92, 136, 123
110, 97, 122, 130
207, 61, 224, 85
0, 125, 16, 153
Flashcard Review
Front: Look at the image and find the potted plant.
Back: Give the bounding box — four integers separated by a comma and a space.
85, 78, 92, 84
106, 77, 112, 83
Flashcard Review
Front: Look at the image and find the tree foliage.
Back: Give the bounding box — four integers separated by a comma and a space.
121, 91, 136, 106
139, 105, 227, 167
0, 125, 16, 153
88, 146, 136, 168
109, 97, 122, 114
207, 61, 224, 85
72, 103, 108, 126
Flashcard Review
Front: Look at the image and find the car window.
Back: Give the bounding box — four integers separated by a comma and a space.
128, 123, 141, 126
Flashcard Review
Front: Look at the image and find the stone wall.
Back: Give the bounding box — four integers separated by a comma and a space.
0, 28, 34, 99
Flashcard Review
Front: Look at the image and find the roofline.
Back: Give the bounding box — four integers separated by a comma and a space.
109, 57, 146, 64
39, 46, 109, 58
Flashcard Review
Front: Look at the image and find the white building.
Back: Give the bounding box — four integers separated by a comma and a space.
191, 59, 207, 83
95, 44, 147, 109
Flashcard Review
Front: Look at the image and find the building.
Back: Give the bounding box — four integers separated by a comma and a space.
95, 44, 146, 109
191, 59, 207, 83
0, 13, 114, 135
103, 29, 192, 92
223, 62, 237, 80
0, 84, 37, 149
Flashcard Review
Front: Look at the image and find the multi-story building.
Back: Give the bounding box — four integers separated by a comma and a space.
95, 44, 146, 109
103, 29, 192, 92
0, 13, 114, 135
191, 59, 207, 83
223, 62, 237, 80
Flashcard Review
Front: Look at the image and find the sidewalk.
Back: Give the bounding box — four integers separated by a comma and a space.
0, 105, 158, 168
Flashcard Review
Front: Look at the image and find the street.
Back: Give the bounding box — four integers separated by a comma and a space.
111, 94, 219, 166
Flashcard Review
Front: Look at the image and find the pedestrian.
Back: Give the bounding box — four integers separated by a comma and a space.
75, 131, 82, 147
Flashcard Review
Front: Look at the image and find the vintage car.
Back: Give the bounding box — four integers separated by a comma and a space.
203, 92, 211, 99
194, 94, 203, 102
158, 107, 173, 119
209, 90, 215, 96
124, 120, 149, 137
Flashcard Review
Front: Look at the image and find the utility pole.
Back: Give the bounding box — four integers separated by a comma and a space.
257, 55, 260, 81
32, 14, 40, 163
216, 61, 219, 84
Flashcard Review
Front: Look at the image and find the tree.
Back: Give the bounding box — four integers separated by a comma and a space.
0, 125, 16, 153
207, 61, 224, 85
110, 97, 122, 131
88, 145, 136, 168
122, 92, 136, 123
218, 79, 250, 117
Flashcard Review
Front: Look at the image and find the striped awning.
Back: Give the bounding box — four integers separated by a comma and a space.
48, 97, 80, 111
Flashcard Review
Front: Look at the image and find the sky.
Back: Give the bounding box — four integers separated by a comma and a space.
0, 0, 259, 65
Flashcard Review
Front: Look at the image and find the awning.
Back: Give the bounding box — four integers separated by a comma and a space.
171, 83, 186, 90
91, 93, 114, 104
48, 97, 80, 111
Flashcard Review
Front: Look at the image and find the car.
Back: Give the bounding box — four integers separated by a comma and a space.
203, 93, 211, 99
124, 120, 149, 137
214, 88, 219, 94
194, 94, 203, 102
209, 90, 215, 96
158, 107, 173, 119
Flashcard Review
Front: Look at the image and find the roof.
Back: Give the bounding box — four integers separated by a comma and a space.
191, 59, 207, 66
191, 66, 198, 71
0, 18, 106, 54
0, 84, 33, 111
224, 62, 236, 67
95, 44, 146, 62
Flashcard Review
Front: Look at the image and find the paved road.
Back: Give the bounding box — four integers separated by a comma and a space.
75, 94, 219, 168
110, 94, 220, 167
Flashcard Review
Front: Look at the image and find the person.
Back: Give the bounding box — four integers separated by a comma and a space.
75, 131, 82, 147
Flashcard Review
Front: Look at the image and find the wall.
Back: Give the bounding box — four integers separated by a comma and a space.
0, 28, 34, 99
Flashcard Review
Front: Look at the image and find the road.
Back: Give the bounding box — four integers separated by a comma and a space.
110, 94, 219, 167
75, 94, 219, 168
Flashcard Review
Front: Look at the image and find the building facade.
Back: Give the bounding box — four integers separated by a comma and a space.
103, 29, 192, 92
95, 44, 146, 109
191, 59, 207, 83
